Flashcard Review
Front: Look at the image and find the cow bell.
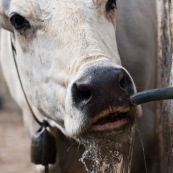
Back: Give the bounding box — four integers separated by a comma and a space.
31, 121, 57, 165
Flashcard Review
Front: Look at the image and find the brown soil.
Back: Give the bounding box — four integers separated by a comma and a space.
0, 69, 35, 173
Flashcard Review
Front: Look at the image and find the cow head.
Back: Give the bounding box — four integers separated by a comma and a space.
0, 0, 140, 143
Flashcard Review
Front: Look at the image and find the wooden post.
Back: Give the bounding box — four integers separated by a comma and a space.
157, 0, 173, 172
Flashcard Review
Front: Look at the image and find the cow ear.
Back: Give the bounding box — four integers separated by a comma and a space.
0, 0, 13, 31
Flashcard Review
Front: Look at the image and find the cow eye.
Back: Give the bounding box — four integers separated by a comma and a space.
106, 0, 116, 12
10, 13, 31, 30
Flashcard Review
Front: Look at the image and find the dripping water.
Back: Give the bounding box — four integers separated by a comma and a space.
78, 127, 136, 173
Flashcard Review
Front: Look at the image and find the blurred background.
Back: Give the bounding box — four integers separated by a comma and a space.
0, 45, 35, 172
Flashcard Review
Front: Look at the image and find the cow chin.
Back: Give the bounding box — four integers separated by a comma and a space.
78, 123, 136, 149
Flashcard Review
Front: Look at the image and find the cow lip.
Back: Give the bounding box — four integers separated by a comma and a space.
91, 109, 131, 131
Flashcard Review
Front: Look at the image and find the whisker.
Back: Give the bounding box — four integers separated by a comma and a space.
128, 128, 135, 173
67, 141, 78, 152
136, 128, 148, 173
77, 142, 82, 152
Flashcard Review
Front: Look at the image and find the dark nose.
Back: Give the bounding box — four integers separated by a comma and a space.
72, 66, 135, 116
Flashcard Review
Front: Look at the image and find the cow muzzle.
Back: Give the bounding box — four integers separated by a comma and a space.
71, 62, 136, 133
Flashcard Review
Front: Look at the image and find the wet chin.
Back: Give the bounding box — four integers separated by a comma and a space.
77, 124, 135, 149
78, 126, 136, 173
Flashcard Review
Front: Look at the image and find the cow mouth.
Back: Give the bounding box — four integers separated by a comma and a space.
90, 109, 133, 132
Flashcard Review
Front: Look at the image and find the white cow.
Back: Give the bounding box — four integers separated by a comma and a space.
0, 0, 157, 172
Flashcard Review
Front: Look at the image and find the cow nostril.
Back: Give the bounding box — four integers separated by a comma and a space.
119, 76, 126, 89
119, 71, 133, 92
73, 83, 92, 101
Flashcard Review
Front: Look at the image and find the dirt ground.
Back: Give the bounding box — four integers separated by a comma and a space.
0, 68, 35, 173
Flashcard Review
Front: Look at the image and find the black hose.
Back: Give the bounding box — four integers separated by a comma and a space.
130, 87, 173, 106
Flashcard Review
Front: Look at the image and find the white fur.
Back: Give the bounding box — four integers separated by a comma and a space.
0, 0, 127, 137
